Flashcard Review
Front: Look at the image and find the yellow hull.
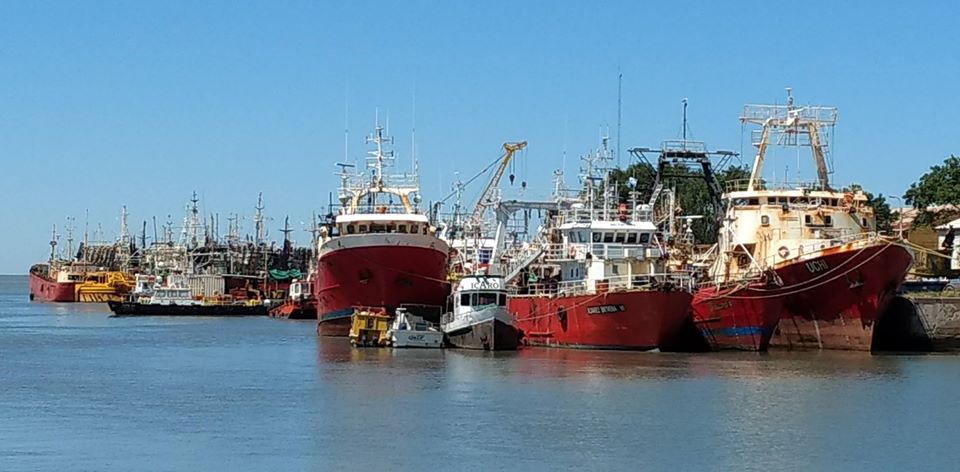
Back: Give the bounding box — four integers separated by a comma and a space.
74, 271, 133, 303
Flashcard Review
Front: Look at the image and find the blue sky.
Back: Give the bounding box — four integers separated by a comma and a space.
1, 0, 958, 273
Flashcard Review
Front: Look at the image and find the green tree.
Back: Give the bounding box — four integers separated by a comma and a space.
606, 163, 750, 244
904, 155, 960, 226
840, 183, 894, 234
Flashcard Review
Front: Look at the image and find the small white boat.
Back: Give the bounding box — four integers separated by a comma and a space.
388, 308, 444, 348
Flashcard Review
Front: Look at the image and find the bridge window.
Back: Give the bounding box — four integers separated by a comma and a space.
614, 232, 626, 243
359, 225, 368, 233
824, 215, 833, 226
603, 233, 614, 243
410, 224, 418, 234
498, 294, 507, 306
460, 293, 470, 306
748, 198, 760, 206
626, 232, 638, 244
398, 225, 407, 233
592, 232, 602, 243
639, 232, 651, 244
477, 293, 498, 306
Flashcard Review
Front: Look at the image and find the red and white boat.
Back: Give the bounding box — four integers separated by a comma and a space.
314, 123, 450, 336
692, 90, 913, 351
29, 226, 85, 302
507, 138, 695, 350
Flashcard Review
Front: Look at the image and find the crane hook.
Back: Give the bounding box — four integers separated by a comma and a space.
509, 174, 515, 185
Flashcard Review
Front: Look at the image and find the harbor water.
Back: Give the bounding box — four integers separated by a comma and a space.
2, 274, 959, 471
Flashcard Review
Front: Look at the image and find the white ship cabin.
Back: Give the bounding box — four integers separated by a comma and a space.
443, 275, 509, 327
132, 274, 157, 300
146, 274, 198, 305
526, 203, 684, 295
717, 181, 876, 278
335, 213, 433, 237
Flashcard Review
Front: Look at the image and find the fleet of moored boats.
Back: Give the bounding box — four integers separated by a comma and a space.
28, 91, 929, 354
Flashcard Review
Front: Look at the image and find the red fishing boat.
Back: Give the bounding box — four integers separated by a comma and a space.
691, 90, 912, 351
29, 263, 80, 302
314, 122, 449, 336
29, 226, 84, 302
507, 138, 695, 350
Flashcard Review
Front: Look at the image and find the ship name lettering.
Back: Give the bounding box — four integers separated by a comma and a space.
587, 304, 626, 315
805, 259, 830, 273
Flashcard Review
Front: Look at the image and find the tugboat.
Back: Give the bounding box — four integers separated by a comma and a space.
388, 307, 444, 348
348, 307, 391, 347
108, 274, 270, 317
268, 278, 317, 320
507, 138, 695, 351
442, 274, 518, 350
696, 89, 912, 351
315, 121, 450, 336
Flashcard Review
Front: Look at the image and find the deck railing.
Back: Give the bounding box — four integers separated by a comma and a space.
513, 272, 695, 297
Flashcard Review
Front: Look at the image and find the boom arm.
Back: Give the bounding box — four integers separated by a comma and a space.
468, 141, 527, 228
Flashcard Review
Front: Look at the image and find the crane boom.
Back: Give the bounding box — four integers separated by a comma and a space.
468, 141, 527, 228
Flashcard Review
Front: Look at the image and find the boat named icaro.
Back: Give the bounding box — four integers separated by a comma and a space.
442, 274, 519, 351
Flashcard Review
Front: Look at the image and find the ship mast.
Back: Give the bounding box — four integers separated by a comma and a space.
65, 217, 75, 262
366, 121, 394, 195
49, 224, 58, 262
741, 87, 837, 191
254, 192, 265, 246
118, 205, 131, 269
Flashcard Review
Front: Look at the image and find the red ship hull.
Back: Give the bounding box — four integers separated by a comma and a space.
771, 242, 913, 351
28, 272, 76, 302
315, 239, 449, 337
691, 283, 784, 351
509, 290, 693, 350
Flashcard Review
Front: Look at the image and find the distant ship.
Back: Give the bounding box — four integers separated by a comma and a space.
29, 213, 134, 303
314, 122, 450, 336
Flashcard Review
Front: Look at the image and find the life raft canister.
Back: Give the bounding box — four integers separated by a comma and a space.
778, 246, 790, 259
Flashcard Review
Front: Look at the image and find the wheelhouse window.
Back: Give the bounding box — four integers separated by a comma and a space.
614, 232, 626, 243
460, 293, 470, 306
346, 225, 356, 234
626, 232, 638, 244
371, 224, 386, 233
410, 224, 419, 234
359, 225, 368, 233
477, 293, 499, 306
498, 294, 507, 306
398, 225, 408, 233
603, 233, 614, 243
639, 232, 651, 244
592, 232, 602, 243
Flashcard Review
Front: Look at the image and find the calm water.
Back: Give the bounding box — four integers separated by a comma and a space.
2, 275, 959, 471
